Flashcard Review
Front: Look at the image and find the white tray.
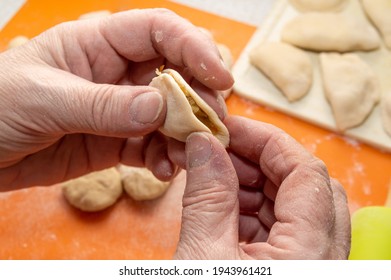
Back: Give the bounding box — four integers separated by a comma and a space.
232, 0, 391, 152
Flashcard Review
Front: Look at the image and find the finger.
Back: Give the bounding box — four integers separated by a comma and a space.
228, 152, 265, 188
120, 137, 148, 167
226, 116, 316, 184
144, 132, 177, 181
175, 132, 239, 259
239, 188, 265, 213
120, 134, 177, 181
24, 70, 166, 138
239, 192, 276, 242
238, 183, 277, 218
167, 138, 186, 169
239, 215, 269, 243
117, 57, 166, 86
0, 134, 126, 190
100, 9, 234, 90
50, 9, 233, 89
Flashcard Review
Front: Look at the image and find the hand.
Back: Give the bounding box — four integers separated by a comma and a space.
0, 9, 233, 190
175, 116, 351, 259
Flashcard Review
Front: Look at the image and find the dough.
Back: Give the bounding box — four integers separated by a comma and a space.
289, 0, 348, 12
78, 10, 111, 20
249, 42, 313, 102
119, 165, 170, 201
381, 93, 391, 137
361, 0, 391, 50
7, 35, 29, 49
320, 53, 380, 131
281, 13, 380, 52
149, 68, 230, 147
62, 167, 122, 212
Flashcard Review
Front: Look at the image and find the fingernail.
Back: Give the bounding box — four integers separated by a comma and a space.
130, 91, 163, 124
186, 133, 212, 168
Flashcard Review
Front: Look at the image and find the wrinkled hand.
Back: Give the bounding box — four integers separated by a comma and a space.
175, 116, 351, 259
0, 9, 233, 190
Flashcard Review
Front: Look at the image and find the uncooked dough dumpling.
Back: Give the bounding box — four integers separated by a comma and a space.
62, 167, 122, 212
361, 0, 391, 50
381, 93, 391, 137
289, 0, 348, 12
149, 68, 230, 147
320, 53, 380, 131
7, 35, 29, 49
78, 10, 111, 20
118, 165, 170, 201
281, 13, 380, 52
249, 42, 313, 102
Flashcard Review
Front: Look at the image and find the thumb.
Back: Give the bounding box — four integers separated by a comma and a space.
45, 81, 166, 137
175, 132, 240, 259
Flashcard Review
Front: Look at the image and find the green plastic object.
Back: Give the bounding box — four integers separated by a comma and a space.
349, 206, 391, 260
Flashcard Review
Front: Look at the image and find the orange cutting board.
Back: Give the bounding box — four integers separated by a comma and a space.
0, 0, 390, 260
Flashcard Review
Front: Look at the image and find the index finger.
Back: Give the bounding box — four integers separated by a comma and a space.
225, 115, 328, 187
101, 9, 234, 90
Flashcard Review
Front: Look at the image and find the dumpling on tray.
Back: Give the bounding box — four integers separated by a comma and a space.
249, 42, 313, 102
289, 0, 349, 12
319, 53, 380, 131
361, 0, 391, 50
281, 13, 380, 52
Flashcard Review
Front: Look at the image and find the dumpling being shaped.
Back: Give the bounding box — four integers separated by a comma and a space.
320, 53, 380, 131
149, 68, 230, 147
361, 0, 391, 50
289, 0, 349, 12
249, 42, 313, 102
281, 13, 380, 52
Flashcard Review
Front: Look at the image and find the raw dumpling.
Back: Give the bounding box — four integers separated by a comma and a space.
62, 167, 123, 212
249, 42, 313, 102
149, 68, 230, 147
289, 0, 348, 12
78, 10, 111, 20
281, 13, 380, 52
381, 93, 391, 137
320, 53, 380, 131
7, 35, 29, 49
118, 165, 170, 201
361, 0, 391, 50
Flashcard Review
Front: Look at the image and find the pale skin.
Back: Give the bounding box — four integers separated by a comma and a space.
0, 9, 350, 259
175, 118, 351, 259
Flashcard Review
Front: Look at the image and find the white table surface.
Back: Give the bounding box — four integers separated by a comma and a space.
0, 0, 26, 31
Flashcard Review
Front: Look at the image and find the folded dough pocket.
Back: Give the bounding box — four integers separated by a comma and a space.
149, 68, 229, 147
